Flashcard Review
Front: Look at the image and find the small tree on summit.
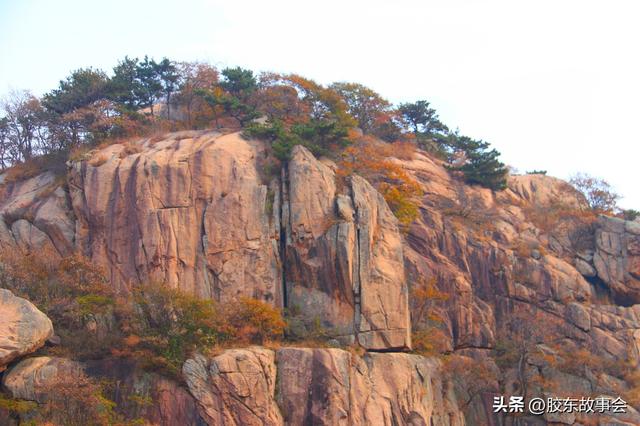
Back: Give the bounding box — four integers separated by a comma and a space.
155, 58, 181, 119
203, 67, 260, 126
448, 136, 508, 191
330, 82, 392, 135
108, 57, 143, 110
398, 100, 449, 140
134, 56, 163, 117
570, 173, 620, 213
42, 68, 109, 115
219, 67, 257, 102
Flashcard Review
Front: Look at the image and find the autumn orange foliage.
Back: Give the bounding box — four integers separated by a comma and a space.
338, 134, 422, 226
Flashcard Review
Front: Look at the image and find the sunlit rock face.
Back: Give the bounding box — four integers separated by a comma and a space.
0, 131, 410, 350
0, 289, 53, 372
183, 347, 463, 426
592, 215, 640, 304
283, 145, 410, 350
2, 130, 640, 425
67, 131, 282, 301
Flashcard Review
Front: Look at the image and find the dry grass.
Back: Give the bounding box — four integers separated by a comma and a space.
524, 202, 596, 234
118, 142, 142, 159
1, 160, 42, 184
89, 154, 109, 167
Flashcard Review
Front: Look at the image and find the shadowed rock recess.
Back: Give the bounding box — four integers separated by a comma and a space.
1, 130, 640, 425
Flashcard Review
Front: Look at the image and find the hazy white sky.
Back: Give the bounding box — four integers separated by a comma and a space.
1, 0, 638, 208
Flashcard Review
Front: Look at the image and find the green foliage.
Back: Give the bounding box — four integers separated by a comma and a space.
4, 56, 514, 203
245, 118, 350, 161
397, 100, 448, 140
622, 209, 640, 221
77, 294, 115, 316
447, 135, 508, 190
108, 56, 143, 109
200, 68, 259, 126
381, 185, 420, 227
330, 82, 393, 135
216, 94, 260, 126
134, 56, 164, 114
219, 67, 257, 101
0, 394, 38, 415
527, 170, 547, 175
128, 284, 233, 374
42, 68, 109, 114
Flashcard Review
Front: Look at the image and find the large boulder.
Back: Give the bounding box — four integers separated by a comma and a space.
0, 289, 53, 371
2, 356, 81, 402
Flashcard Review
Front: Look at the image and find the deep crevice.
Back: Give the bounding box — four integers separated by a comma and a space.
279, 163, 289, 309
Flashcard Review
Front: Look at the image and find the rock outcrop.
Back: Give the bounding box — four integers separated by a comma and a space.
2, 130, 640, 424
0, 131, 410, 351
183, 347, 462, 426
591, 215, 640, 304
2, 356, 82, 402
0, 289, 53, 371
85, 358, 207, 426
68, 131, 281, 301
0, 172, 75, 256
283, 146, 410, 350
183, 348, 282, 426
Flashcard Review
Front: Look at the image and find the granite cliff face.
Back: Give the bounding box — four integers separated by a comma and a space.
1, 130, 639, 425
0, 130, 410, 350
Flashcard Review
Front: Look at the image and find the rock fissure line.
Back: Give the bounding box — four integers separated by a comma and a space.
279, 163, 289, 310
350, 179, 364, 348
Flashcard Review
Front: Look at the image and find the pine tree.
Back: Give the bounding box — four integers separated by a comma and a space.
448, 136, 508, 190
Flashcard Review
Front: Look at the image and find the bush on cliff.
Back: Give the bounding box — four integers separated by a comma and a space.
337, 135, 423, 227
0, 248, 287, 376
570, 173, 620, 213
0, 248, 121, 359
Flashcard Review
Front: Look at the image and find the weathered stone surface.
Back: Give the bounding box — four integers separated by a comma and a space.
284, 146, 410, 350
2, 356, 82, 402
592, 215, 640, 303
276, 347, 464, 426
0, 171, 75, 256
350, 175, 410, 350
3, 356, 206, 426
566, 302, 591, 331
183, 347, 282, 426
2, 130, 640, 424
0, 289, 53, 371
180, 347, 465, 426
68, 131, 281, 301
506, 174, 584, 210
575, 257, 597, 277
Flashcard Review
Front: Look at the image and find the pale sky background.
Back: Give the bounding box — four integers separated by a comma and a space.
0, 0, 638, 208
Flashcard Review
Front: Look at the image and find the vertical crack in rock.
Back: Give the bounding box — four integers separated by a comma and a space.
279, 163, 289, 309
353, 188, 363, 338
